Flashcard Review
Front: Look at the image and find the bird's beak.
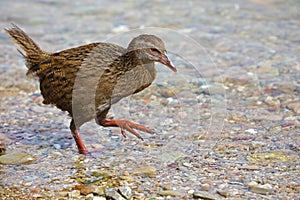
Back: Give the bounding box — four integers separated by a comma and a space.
159, 51, 177, 72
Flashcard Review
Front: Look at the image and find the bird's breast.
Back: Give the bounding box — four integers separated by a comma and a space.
111, 63, 156, 104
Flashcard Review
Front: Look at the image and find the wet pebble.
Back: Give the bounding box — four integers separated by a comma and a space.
216, 189, 230, 198
159, 88, 178, 98
245, 128, 258, 134
105, 188, 126, 200
193, 191, 217, 200
120, 175, 136, 183
30, 188, 41, 194
286, 101, 300, 114
0, 133, 11, 143
133, 165, 157, 177
200, 184, 210, 191
0, 151, 36, 164
158, 190, 184, 197
24, 175, 39, 182
74, 184, 101, 195
228, 180, 244, 186
118, 186, 132, 199
247, 151, 298, 163
160, 98, 169, 105
253, 114, 283, 121
68, 190, 81, 198
57, 191, 68, 197
53, 143, 61, 149
248, 181, 274, 195
85, 193, 94, 200
23, 182, 32, 187
182, 162, 193, 168
31, 193, 43, 198
132, 192, 146, 200
30, 106, 48, 113
269, 125, 282, 134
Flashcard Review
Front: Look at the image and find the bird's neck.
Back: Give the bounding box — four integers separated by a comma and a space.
119, 51, 140, 70
119, 51, 156, 80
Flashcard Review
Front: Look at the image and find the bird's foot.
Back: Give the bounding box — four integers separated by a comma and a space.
100, 119, 154, 140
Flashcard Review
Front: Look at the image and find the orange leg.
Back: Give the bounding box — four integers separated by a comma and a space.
70, 120, 88, 154
99, 119, 154, 140
72, 129, 88, 154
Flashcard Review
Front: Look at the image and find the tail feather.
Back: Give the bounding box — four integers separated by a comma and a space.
5, 24, 44, 72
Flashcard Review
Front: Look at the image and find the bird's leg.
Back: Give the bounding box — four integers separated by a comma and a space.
72, 129, 88, 154
70, 120, 88, 154
98, 119, 154, 140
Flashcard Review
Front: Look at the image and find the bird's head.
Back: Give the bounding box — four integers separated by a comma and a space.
127, 34, 177, 72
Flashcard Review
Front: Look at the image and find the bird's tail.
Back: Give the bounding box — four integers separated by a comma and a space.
5, 24, 44, 75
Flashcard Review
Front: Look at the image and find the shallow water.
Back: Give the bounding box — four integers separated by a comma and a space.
0, 0, 299, 199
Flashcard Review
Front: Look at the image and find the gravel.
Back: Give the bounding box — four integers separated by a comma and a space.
0, 0, 299, 199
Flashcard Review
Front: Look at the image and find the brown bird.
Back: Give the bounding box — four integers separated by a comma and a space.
5, 24, 176, 154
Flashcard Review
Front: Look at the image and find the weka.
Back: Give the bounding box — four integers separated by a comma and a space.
6, 24, 177, 154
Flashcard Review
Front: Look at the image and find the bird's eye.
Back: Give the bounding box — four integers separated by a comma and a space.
150, 48, 160, 54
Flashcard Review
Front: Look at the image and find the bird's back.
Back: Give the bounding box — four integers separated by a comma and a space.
38, 42, 125, 114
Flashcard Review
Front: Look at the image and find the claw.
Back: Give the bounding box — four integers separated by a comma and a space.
149, 128, 157, 134
120, 128, 127, 138
99, 119, 152, 140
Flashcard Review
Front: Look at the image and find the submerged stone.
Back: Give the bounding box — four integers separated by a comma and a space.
247, 151, 298, 163
0, 151, 36, 164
